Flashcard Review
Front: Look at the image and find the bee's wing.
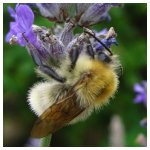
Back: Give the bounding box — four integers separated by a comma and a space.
31, 91, 85, 138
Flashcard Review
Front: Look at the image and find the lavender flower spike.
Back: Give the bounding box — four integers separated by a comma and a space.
6, 4, 36, 47
134, 81, 147, 107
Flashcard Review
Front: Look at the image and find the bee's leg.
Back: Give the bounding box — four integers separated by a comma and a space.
69, 32, 95, 70
22, 33, 65, 83
38, 65, 66, 83
85, 40, 95, 59
69, 44, 80, 71
30, 48, 66, 83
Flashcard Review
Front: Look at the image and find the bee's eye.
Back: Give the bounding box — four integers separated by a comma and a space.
98, 52, 112, 63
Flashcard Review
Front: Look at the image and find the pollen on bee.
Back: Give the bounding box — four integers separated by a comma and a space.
72, 55, 119, 108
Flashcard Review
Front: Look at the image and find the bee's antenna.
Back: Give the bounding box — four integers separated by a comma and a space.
83, 27, 113, 56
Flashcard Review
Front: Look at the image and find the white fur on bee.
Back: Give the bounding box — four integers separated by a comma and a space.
28, 81, 67, 116
59, 53, 93, 85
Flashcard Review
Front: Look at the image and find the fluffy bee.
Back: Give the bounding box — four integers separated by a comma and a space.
26, 26, 120, 138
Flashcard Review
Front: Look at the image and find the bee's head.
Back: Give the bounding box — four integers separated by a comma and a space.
96, 51, 112, 63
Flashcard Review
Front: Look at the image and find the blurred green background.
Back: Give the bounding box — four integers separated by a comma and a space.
3, 3, 147, 147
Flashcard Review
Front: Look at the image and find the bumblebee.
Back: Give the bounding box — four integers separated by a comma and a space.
26, 27, 120, 138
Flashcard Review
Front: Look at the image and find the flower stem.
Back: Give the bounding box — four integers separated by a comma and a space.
40, 134, 52, 147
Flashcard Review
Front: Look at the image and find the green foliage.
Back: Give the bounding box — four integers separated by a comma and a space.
3, 3, 147, 147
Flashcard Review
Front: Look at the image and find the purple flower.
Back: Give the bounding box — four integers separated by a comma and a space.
94, 28, 118, 52
134, 81, 147, 107
36, 3, 121, 26
6, 4, 66, 66
6, 4, 36, 46
95, 37, 118, 52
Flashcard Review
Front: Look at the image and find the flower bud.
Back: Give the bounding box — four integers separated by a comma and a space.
75, 3, 93, 20
32, 25, 66, 66
36, 3, 71, 23
59, 21, 75, 47
78, 3, 120, 26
